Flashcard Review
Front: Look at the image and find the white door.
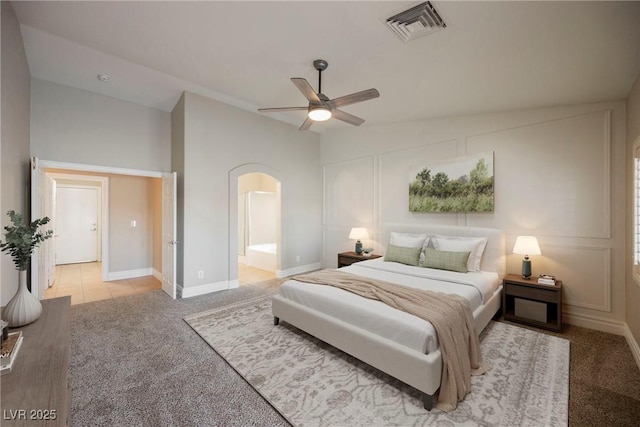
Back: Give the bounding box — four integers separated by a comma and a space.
31, 157, 48, 299
162, 172, 177, 299
55, 187, 99, 264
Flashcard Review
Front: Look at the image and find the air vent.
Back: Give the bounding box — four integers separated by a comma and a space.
383, 1, 446, 42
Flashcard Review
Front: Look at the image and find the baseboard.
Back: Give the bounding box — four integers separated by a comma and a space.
152, 268, 162, 282
623, 324, 640, 371
228, 279, 239, 289
180, 280, 231, 298
563, 311, 627, 335
107, 268, 153, 281
276, 262, 322, 278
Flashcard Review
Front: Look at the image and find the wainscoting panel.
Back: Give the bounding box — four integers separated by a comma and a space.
543, 245, 611, 312
507, 244, 611, 312
466, 110, 611, 239
323, 157, 375, 228
320, 101, 625, 331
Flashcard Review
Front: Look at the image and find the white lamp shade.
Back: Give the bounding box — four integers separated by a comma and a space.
349, 227, 369, 241
512, 236, 541, 256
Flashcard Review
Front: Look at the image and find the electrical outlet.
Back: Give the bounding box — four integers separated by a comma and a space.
296, 255, 300, 262
197, 270, 204, 279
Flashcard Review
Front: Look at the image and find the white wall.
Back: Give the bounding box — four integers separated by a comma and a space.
1, 2, 32, 305
321, 101, 627, 333
30, 78, 171, 172
173, 91, 321, 295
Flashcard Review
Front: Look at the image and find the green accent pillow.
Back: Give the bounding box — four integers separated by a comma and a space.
422, 248, 470, 273
384, 244, 422, 266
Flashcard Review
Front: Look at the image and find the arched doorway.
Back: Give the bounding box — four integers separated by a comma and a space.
237, 173, 279, 285
229, 164, 282, 287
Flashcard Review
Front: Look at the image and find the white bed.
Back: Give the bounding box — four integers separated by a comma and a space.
271, 224, 505, 410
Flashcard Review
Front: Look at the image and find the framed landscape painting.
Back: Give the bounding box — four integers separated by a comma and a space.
409, 151, 494, 213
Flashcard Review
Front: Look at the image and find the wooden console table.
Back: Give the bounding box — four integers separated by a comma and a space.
1, 297, 71, 426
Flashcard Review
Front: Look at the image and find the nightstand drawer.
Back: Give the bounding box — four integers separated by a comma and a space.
504, 283, 558, 303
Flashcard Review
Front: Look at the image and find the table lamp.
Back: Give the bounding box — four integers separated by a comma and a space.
349, 227, 369, 254
512, 236, 541, 279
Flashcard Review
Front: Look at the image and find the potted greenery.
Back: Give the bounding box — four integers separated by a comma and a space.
0, 210, 53, 327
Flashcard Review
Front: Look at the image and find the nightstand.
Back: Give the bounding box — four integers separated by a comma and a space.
337, 251, 381, 268
502, 274, 562, 332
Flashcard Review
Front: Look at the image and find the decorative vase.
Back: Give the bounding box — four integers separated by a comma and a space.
3, 270, 42, 327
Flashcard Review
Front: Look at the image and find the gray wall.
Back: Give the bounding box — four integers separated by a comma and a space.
109, 174, 156, 273
30, 78, 171, 172
171, 94, 185, 286
151, 178, 162, 273
627, 74, 640, 348
321, 101, 627, 335
173, 91, 321, 293
28, 78, 170, 281
1, 2, 32, 305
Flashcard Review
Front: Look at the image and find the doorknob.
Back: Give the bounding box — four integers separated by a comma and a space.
169, 240, 180, 245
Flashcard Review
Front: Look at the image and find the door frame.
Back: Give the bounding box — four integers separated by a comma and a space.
31, 158, 169, 300
228, 163, 283, 286
48, 173, 107, 277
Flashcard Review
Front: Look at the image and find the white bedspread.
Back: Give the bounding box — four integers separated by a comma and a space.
279, 258, 500, 354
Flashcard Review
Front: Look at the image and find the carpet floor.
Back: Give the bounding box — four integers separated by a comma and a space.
69, 280, 640, 426
185, 295, 569, 426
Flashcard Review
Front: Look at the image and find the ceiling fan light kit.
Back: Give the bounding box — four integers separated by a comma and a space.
258, 59, 379, 131
308, 106, 332, 121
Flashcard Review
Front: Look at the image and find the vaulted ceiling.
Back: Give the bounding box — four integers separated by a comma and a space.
12, 1, 640, 132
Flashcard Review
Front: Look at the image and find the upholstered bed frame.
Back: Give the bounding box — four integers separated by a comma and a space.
271, 224, 506, 410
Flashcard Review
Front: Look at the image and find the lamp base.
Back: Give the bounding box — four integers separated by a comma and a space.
521, 257, 532, 279
355, 240, 363, 254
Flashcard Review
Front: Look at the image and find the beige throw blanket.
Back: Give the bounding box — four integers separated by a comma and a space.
293, 269, 487, 412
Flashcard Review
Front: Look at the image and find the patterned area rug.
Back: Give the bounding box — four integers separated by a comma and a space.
185, 295, 569, 426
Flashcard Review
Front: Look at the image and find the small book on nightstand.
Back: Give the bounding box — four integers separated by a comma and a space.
1, 331, 23, 375
537, 274, 556, 286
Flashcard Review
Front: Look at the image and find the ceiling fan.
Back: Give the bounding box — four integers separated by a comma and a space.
258, 59, 380, 131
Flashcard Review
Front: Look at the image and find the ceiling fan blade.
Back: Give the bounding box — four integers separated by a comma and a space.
291, 78, 321, 104
328, 88, 380, 108
299, 117, 313, 131
258, 107, 308, 113
331, 108, 365, 126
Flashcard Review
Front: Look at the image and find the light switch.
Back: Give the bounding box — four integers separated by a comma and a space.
130, 220, 136, 228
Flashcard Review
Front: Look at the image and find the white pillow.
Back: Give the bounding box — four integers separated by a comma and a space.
389, 232, 428, 248
432, 235, 488, 271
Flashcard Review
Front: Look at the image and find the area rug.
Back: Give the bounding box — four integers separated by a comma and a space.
185, 295, 569, 426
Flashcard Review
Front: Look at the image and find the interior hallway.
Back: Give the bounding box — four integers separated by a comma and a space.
44, 262, 161, 305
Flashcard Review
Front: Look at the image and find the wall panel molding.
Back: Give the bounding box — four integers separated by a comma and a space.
543, 244, 611, 312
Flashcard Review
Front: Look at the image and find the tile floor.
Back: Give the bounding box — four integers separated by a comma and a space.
44, 262, 161, 305
238, 263, 275, 286
44, 262, 273, 304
